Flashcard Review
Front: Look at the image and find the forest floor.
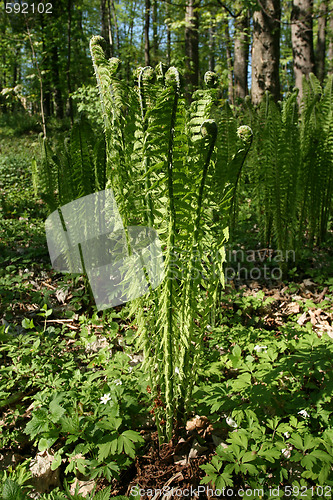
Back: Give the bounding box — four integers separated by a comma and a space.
0, 128, 333, 498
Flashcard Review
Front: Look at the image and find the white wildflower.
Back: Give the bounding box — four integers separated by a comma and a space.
114, 379, 122, 386
175, 367, 180, 375
298, 409, 310, 418
100, 393, 111, 404
281, 448, 291, 459
226, 416, 238, 428
283, 432, 290, 439
254, 345, 267, 353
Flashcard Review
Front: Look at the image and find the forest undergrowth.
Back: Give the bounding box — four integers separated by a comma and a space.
0, 108, 333, 499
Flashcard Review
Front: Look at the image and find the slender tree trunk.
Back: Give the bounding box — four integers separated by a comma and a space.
234, 10, 249, 100
67, 0, 73, 123
152, 0, 158, 65
291, 0, 315, 102
110, 0, 119, 55
52, 46, 64, 119
40, 15, 51, 117
0, 2, 7, 113
25, 19, 47, 136
251, 0, 281, 104
107, 0, 114, 57
144, 0, 151, 66
329, 12, 333, 75
224, 21, 234, 104
185, 0, 199, 89
100, 0, 112, 58
209, 22, 215, 71
315, 0, 328, 83
167, 1, 171, 66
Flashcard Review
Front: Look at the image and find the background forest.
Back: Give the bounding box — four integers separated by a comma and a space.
1, 0, 333, 120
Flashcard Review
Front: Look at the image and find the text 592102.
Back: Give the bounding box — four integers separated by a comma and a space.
5, 2, 53, 14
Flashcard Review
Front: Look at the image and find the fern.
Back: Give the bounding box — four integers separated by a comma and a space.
242, 75, 332, 270
33, 37, 252, 443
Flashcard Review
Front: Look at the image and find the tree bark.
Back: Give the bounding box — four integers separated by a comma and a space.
291, 0, 315, 101
329, 12, 333, 75
208, 23, 215, 72
234, 10, 249, 100
251, 0, 281, 105
224, 21, 234, 104
67, 0, 73, 123
166, 1, 171, 66
144, 0, 151, 66
152, 0, 158, 65
185, 0, 199, 89
51, 45, 64, 119
315, 0, 328, 83
110, 0, 119, 55
100, 0, 112, 58
25, 20, 47, 136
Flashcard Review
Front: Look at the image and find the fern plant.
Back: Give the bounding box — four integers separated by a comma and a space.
32, 36, 252, 444
90, 35, 252, 442
299, 73, 333, 246
32, 116, 106, 212
242, 74, 333, 269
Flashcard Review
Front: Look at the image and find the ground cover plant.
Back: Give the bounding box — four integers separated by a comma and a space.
1, 46, 333, 500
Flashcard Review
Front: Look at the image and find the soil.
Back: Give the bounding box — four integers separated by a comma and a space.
106, 429, 219, 499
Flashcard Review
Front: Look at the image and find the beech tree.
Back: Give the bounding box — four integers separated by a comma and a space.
315, 0, 328, 83
185, 0, 199, 89
251, 0, 281, 104
234, 9, 250, 100
291, 0, 315, 101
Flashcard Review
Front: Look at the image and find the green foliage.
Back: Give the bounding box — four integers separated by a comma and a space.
0, 315, 145, 483
243, 74, 333, 265
71, 85, 104, 130
89, 35, 252, 441
197, 323, 333, 490
31, 116, 106, 213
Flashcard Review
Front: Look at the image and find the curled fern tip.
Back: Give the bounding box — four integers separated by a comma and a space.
204, 71, 219, 88
237, 125, 253, 143
201, 119, 218, 139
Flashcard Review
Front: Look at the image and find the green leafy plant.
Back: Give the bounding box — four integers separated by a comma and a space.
89, 35, 252, 441
197, 323, 333, 491
243, 74, 333, 268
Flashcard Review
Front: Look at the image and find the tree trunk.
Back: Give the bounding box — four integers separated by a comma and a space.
234, 10, 249, 100
40, 15, 51, 117
291, 0, 315, 101
315, 0, 328, 83
100, 0, 112, 58
251, 0, 281, 105
329, 12, 333, 75
67, 0, 73, 123
224, 22, 234, 104
144, 0, 151, 66
208, 23, 215, 72
152, 0, 158, 65
110, 0, 120, 55
167, 1, 171, 66
185, 0, 199, 89
51, 45, 64, 119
